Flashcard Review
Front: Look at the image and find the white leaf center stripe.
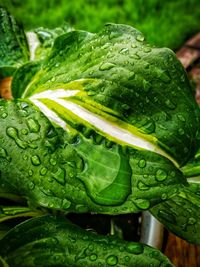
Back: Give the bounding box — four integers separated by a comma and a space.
30, 89, 178, 167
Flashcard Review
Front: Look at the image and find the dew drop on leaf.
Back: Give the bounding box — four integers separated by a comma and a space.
27, 118, 40, 133
126, 242, 144, 254
40, 167, 47, 175
62, 199, 71, 209
28, 170, 33, 176
99, 62, 116, 71
131, 43, 137, 48
130, 53, 140, 59
119, 48, 129, 54
143, 47, 152, 53
161, 193, 168, 200
1, 112, 8, 118
6, 127, 28, 149
124, 256, 130, 262
134, 198, 150, 210
138, 159, 146, 168
106, 255, 118, 266
137, 181, 149, 190
31, 155, 41, 166
50, 157, 57, 166
89, 254, 98, 261
155, 169, 167, 181
136, 34, 145, 42
21, 129, 28, 135
52, 168, 66, 185
0, 148, 7, 158
28, 181, 35, 190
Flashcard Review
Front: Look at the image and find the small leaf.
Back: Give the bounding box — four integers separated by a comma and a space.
0, 8, 29, 78
150, 183, 200, 244
0, 215, 173, 267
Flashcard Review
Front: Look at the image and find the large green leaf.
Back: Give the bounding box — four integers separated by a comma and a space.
0, 99, 184, 213
0, 8, 29, 78
150, 183, 200, 244
11, 24, 200, 166
0, 215, 173, 267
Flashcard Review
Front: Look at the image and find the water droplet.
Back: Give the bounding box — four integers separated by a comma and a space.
22, 154, 28, 160
124, 256, 130, 262
131, 43, 137, 48
21, 129, 28, 135
55, 62, 60, 67
138, 159, 146, 168
27, 118, 40, 133
106, 255, 118, 266
28, 170, 33, 176
143, 47, 152, 53
161, 193, 167, 200
31, 155, 41, 166
126, 243, 144, 254
50, 157, 57, 166
137, 181, 149, 190
99, 62, 116, 71
40, 167, 47, 175
28, 181, 35, 190
134, 199, 150, 210
130, 53, 140, 59
177, 114, 186, 122
88, 244, 94, 251
51, 77, 56, 82
6, 127, 28, 149
119, 48, 129, 54
62, 199, 71, 209
1, 112, 8, 118
0, 147, 7, 158
165, 99, 176, 110
178, 128, 185, 135
89, 254, 97, 261
136, 35, 145, 42
52, 168, 66, 185
155, 169, 167, 181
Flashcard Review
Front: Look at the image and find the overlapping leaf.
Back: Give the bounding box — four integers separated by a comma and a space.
0, 8, 29, 78
0, 215, 173, 267
0, 99, 184, 213
12, 24, 200, 166
150, 183, 200, 244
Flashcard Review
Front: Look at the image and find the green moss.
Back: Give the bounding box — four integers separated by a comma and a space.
1, 0, 200, 49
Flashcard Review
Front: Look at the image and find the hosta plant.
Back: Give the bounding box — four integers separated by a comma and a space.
0, 8, 200, 267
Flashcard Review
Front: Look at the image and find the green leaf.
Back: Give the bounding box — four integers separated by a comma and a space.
0, 8, 29, 78
26, 23, 74, 61
181, 147, 200, 178
150, 183, 200, 244
0, 205, 43, 223
0, 99, 184, 213
0, 215, 173, 267
11, 24, 200, 166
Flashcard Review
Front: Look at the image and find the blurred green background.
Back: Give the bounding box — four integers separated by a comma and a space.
1, 0, 200, 50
